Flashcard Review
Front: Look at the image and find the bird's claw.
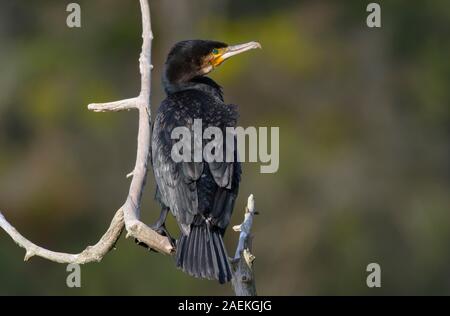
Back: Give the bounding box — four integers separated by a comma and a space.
149, 224, 176, 251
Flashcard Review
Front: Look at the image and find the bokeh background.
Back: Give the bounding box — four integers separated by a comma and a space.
0, 0, 449, 295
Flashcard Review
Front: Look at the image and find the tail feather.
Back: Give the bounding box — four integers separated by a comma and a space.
217, 232, 232, 279
198, 229, 206, 278
212, 232, 227, 283
191, 226, 200, 277
176, 222, 232, 284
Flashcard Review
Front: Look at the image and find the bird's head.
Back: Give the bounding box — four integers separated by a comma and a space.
164, 40, 261, 85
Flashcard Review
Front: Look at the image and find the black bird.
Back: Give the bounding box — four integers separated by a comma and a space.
151, 40, 261, 283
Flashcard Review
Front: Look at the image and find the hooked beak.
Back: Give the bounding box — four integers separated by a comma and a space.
212, 41, 262, 67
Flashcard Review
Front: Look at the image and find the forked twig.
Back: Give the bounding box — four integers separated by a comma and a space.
0, 0, 173, 265
0, 1, 258, 296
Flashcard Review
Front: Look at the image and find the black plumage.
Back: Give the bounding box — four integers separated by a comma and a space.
151, 39, 260, 283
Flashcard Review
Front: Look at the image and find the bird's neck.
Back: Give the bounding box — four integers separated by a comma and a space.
163, 75, 224, 102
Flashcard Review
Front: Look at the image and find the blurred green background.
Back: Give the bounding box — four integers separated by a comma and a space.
0, 0, 449, 295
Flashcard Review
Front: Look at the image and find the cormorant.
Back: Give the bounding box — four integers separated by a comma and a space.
151, 40, 261, 283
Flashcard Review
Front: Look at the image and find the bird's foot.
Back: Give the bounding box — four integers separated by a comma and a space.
133, 224, 176, 251
134, 238, 149, 249
149, 223, 176, 250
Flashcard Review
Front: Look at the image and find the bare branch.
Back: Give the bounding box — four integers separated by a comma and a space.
88, 0, 173, 255
125, 220, 173, 254
0, 0, 173, 265
0, 209, 124, 264
88, 97, 137, 112
231, 194, 258, 296
1, 1, 257, 292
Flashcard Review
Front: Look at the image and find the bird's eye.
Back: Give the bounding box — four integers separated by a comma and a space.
212, 48, 219, 55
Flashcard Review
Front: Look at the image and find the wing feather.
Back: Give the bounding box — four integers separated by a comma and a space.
152, 90, 241, 235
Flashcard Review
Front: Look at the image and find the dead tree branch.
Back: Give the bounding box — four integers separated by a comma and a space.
231, 194, 258, 296
88, 0, 173, 255
0, 210, 124, 263
0, 1, 258, 295
0, 0, 173, 265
